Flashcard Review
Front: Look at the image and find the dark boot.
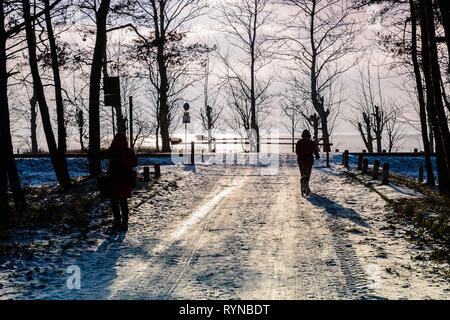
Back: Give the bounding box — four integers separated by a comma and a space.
111, 198, 121, 230
120, 198, 129, 232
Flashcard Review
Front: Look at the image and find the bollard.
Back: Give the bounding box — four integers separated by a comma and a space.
234, 152, 238, 165
372, 160, 380, 180
418, 166, 424, 183
341, 151, 345, 165
143, 166, 150, 181
414, 148, 418, 153
357, 154, 364, 170
336, 149, 340, 153
362, 149, 367, 153
154, 162, 161, 178
382, 149, 386, 153
382, 163, 389, 185
191, 141, 195, 165
201, 150, 204, 162
362, 158, 369, 174
326, 150, 330, 167
344, 150, 349, 168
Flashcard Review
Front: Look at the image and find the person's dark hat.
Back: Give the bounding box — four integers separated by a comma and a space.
301, 129, 311, 139
111, 132, 128, 149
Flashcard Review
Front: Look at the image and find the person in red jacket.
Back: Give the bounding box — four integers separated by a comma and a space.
295, 129, 320, 196
100, 133, 138, 231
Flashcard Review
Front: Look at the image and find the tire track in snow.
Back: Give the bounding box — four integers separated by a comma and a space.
110, 171, 247, 299
309, 166, 372, 298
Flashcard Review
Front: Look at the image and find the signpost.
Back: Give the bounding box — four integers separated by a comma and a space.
183, 103, 191, 154
104, 76, 124, 132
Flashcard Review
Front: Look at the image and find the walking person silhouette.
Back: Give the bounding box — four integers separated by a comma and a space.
100, 133, 138, 232
295, 130, 320, 196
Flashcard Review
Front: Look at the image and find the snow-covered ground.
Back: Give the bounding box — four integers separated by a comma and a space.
15, 157, 175, 186
0, 154, 448, 299
14, 153, 437, 187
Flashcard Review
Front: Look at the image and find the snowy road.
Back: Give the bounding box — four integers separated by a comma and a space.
2, 154, 449, 299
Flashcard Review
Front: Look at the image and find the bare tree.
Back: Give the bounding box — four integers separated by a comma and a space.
126, 0, 208, 152
359, 0, 437, 185
83, 0, 110, 177
281, 0, 360, 151
384, 104, 406, 152
418, 0, 450, 194
408, 0, 435, 185
214, 0, 277, 152
280, 94, 301, 153
200, 53, 223, 152
22, 0, 72, 188
0, 0, 27, 216
347, 55, 395, 153
43, 0, 67, 155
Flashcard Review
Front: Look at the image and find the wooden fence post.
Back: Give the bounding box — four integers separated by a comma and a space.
382, 163, 389, 185
344, 150, 349, 168
326, 150, 330, 167
372, 160, 380, 180
362, 158, 369, 174
191, 141, 195, 165
357, 154, 364, 170
154, 162, 160, 178
143, 166, 150, 181
418, 166, 424, 183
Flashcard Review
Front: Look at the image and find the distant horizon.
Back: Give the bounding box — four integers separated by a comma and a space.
17, 131, 425, 154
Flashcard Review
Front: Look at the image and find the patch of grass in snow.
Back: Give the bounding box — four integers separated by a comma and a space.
0, 176, 105, 264
344, 169, 449, 267
391, 195, 450, 265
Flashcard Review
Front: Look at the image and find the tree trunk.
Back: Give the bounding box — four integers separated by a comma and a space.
419, 0, 450, 194
151, 1, 171, 153
77, 109, 85, 152
88, 0, 110, 177
0, 2, 27, 215
250, 40, 259, 153
373, 106, 383, 153
309, 0, 330, 152
155, 122, 160, 152
157, 49, 170, 152
30, 94, 38, 153
429, 121, 434, 153
44, 0, 65, 155
357, 121, 373, 153
0, 4, 10, 217
409, 0, 435, 186
319, 110, 330, 152
22, 0, 72, 189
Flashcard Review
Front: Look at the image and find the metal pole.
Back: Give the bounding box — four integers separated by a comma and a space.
112, 106, 115, 136
185, 122, 187, 155
129, 96, 133, 148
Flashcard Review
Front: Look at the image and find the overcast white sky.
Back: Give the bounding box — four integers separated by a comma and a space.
10, 0, 423, 152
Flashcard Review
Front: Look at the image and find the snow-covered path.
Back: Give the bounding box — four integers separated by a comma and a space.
2, 154, 449, 299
